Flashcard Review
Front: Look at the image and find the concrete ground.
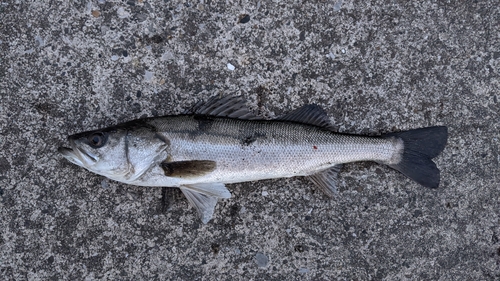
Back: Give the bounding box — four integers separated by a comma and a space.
1, 0, 499, 280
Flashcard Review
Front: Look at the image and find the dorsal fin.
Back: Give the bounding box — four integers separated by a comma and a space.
277, 104, 334, 129
186, 95, 259, 119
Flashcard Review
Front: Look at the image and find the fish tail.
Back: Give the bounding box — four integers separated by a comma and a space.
383, 126, 448, 188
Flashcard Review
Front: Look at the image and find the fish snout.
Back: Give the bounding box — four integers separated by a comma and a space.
58, 146, 74, 156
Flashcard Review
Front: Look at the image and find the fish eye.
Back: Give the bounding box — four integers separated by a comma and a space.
88, 132, 107, 148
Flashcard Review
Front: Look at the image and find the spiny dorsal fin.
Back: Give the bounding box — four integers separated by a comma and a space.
307, 164, 343, 197
187, 95, 259, 119
161, 160, 216, 178
277, 104, 334, 129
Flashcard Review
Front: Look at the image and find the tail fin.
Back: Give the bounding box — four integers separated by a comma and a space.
383, 126, 448, 188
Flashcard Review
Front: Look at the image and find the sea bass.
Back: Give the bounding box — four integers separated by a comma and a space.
58, 96, 448, 223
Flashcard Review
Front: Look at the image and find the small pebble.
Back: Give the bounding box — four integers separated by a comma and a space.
255, 253, 269, 268
101, 180, 109, 189
144, 71, 153, 81
117, 7, 130, 18
333, 1, 342, 11
34, 36, 44, 47
239, 14, 250, 24
227, 63, 235, 71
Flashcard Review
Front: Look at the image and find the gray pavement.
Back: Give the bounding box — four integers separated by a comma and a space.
1, 0, 499, 280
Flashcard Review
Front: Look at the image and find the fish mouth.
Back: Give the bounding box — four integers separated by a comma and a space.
58, 140, 98, 167
58, 147, 84, 166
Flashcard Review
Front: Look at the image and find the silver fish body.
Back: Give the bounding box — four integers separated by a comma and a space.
59, 96, 447, 223
129, 116, 401, 186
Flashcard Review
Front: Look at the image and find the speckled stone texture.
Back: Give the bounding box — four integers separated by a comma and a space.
1, 0, 499, 280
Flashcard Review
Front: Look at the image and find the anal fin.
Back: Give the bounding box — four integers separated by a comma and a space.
307, 164, 343, 197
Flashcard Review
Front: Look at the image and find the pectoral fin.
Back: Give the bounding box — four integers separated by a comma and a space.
307, 164, 343, 197
180, 188, 219, 224
161, 160, 216, 178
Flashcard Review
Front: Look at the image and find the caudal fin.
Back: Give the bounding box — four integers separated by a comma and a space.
383, 126, 448, 188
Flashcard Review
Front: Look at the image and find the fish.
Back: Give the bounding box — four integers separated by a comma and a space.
58, 96, 448, 223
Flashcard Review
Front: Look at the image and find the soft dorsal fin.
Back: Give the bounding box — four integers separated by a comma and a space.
307, 164, 343, 197
277, 104, 334, 129
187, 95, 259, 119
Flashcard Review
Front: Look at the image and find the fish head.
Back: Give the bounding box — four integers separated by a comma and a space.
58, 127, 131, 179
58, 119, 170, 182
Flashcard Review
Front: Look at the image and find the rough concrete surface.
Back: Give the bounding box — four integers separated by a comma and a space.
1, 0, 499, 280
